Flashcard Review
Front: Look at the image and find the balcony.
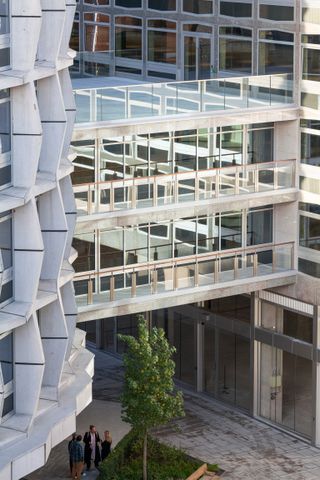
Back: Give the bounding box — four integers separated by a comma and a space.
75, 242, 296, 320
74, 159, 296, 217
73, 73, 294, 125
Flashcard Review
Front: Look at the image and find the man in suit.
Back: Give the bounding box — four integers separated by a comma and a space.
83, 425, 101, 470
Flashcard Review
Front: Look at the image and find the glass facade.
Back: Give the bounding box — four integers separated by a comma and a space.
0, 89, 11, 189
73, 207, 273, 275
259, 346, 312, 438
0, 0, 9, 70
0, 332, 14, 421
80, 295, 315, 438
73, 0, 320, 448
72, 124, 275, 184
74, 1, 296, 80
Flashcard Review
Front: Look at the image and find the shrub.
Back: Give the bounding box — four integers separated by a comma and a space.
98, 430, 218, 480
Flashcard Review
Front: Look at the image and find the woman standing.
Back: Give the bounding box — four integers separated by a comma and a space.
101, 430, 112, 461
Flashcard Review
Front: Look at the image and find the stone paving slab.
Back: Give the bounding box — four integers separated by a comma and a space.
153, 389, 320, 479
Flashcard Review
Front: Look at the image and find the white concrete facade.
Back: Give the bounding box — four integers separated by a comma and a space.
0, 2, 93, 479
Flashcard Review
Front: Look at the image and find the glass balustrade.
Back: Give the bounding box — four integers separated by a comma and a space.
73, 159, 295, 216
73, 72, 294, 124
74, 242, 294, 308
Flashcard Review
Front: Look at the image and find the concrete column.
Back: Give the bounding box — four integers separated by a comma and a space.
196, 318, 205, 392
96, 318, 103, 349
294, 0, 302, 106
146, 310, 152, 332
167, 308, 175, 346
250, 291, 259, 417
113, 316, 118, 353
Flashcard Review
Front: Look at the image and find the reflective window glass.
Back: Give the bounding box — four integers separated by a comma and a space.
148, 0, 176, 10
260, 4, 294, 21
0, 333, 13, 385
220, 1, 252, 17
115, 0, 141, 6
183, 0, 213, 14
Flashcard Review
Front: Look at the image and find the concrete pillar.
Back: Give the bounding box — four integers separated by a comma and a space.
96, 318, 103, 349
196, 318, 205, 392
167, 308, 175, 346
250, 291, 259, 417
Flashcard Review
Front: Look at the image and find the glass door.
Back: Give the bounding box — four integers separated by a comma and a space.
198, 37, 211, 79
184, 36, 211, 81
184, 36, 197, 80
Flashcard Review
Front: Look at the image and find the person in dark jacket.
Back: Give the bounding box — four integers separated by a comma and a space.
68, 433, 77, 476
101, 430, 112, 461
69, 435, 84, 480
83, 425, 101, 470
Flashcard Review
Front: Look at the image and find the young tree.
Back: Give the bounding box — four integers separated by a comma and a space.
118, 316, 185, 480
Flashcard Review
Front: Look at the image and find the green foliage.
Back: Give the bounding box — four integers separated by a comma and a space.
118, 316, 185, 434
98, 430, 218, 480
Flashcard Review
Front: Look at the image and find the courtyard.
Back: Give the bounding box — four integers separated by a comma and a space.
26, 346, 320, 480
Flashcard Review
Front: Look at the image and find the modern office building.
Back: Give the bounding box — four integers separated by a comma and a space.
71, 0, 320, 448
0, 2, 93, 480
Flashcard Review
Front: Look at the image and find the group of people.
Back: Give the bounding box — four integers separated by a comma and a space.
68, 425, 112, 479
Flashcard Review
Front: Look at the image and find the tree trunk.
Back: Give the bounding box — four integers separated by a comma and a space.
143, 431, 148, 480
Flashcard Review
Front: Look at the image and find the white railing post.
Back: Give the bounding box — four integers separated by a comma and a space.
110, 276, 115, 301
194, 261, 199, 287
110, 183, 114, 211
214, 259, 219, 282
90, 89, 97, 122
87, 278, 93, 305
88, 184, 92, 215
152, 269, 158, 294
153, 178, 158, 207
131, 272, 136, 297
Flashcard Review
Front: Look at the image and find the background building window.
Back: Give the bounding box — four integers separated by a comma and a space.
115, 16, 142, 60
259, 30, 294, 74
183, 0, 213, 14
259, 2, 294, 21
84, 13, 109, 51
148, 20, 176, 64
220, 1, 252, 17
115, 0, 142, 7
148, 0, 176, 11
219, 27, 252, 74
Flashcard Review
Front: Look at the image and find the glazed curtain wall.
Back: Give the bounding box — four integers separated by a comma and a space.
72, 124, 275, 185
73, 206, 273, 274
73, 1, 295, 80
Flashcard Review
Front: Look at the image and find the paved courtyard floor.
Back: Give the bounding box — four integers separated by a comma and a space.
27, 346, 320, 480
